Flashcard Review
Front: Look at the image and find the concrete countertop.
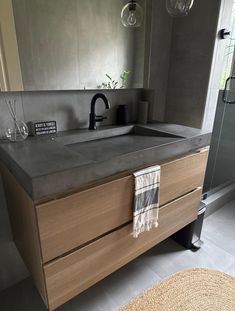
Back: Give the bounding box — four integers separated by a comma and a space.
0, 122, 211, 202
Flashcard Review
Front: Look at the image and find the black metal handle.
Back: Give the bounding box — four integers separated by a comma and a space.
223, 76, 235, 104
219, 28, 231, 39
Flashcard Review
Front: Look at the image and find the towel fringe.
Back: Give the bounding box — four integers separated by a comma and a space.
133, 166, 160, 238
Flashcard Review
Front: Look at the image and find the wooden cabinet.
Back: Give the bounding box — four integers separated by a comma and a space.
37, 149, 208, 263
44, 188, 201, 311
0, 148, 209, 310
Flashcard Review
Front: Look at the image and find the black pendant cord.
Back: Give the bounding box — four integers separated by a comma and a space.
129, 0, 136, 10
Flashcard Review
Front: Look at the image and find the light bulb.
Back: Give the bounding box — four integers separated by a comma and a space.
127, 11, 137, 26
166, 0, 194, 17
121, 1, 143, 28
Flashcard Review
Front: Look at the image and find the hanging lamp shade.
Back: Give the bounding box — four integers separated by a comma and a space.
121, 0, 143, 28
166, 0, 194, 17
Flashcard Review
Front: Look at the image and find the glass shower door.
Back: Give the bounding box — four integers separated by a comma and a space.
204, 1, 235, 193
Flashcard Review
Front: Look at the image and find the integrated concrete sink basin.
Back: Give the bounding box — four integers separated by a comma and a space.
60, 125, 185, 162
67, 135, 181, 162
55, 125, 184, 145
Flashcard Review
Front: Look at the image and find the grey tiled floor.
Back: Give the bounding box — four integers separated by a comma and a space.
0, 199, 235, 311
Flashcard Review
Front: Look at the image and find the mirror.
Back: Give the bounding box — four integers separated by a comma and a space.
223, 76, 235, 104
0, 0, 149, 91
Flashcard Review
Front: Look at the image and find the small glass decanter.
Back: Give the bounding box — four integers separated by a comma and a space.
166, 0, 194, 17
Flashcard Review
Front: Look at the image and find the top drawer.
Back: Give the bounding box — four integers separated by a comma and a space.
36, 148, 208, 262
160, 148, 208, 205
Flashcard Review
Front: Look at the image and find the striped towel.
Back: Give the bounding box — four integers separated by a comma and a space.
132, 165, 160, 238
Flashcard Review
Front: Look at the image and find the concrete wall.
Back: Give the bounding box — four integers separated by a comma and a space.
147, 0, 173, 121
0, 89, 143, 138
165, 0, 221, 128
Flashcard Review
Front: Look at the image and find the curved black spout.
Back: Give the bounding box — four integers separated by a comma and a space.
89, 93, 110, 130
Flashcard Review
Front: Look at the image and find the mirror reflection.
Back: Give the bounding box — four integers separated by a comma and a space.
1, 0, 148, 91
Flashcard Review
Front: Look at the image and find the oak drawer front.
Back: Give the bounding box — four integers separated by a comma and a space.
44, 188, 201, 310
36, 175, 134, 263
37, 149, 208, 263
160, 149, 208, 206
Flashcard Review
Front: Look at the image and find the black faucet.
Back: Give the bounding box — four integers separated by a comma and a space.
89, 93, 110, 130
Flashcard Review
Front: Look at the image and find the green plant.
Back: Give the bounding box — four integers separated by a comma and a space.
99, 74, 119, 89
98, 70, 130, 89
120, 70, 130, 88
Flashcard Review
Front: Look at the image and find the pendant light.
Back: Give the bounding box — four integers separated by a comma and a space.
166, 0, 194, 17
121, 0, 143, 28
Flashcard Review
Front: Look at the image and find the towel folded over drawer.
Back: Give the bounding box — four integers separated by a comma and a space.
133, 165, 161, 238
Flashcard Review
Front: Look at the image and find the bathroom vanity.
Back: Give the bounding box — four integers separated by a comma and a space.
0, 123, 210, 310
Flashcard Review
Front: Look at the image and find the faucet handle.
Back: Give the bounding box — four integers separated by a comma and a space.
95, 115, 107, 122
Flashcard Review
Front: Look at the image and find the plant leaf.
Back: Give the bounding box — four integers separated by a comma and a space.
106, 74, 112, 81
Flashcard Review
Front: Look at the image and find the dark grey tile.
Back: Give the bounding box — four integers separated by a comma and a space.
65, 258, 160, 311
202, 201, 235, 256
0, 240, 29, 292
103, 258, 161, 308
0, 274, 117, 311
0, 278, 46, 311
140, 236, 235, 279
165, 87, 206, 128
58, 280, 117, 311
0, 257, 160, 311
168, 0, 220, 90
0, 177, 29, 292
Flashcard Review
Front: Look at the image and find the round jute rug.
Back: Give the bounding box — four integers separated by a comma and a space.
119, 268, 235, 311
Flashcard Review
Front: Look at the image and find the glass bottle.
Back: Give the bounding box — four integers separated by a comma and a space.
166, 0, 194, 17
5, 100, 29, 142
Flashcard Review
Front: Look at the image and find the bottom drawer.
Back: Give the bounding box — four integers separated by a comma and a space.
44, 188, 201, 310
